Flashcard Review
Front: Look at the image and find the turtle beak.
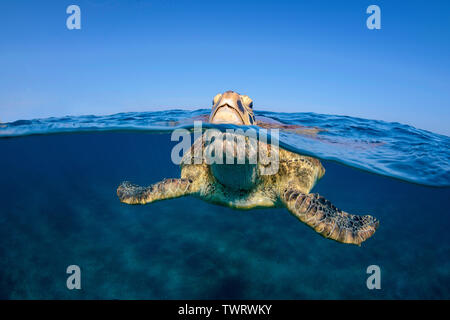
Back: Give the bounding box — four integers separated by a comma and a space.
210, 104, 246, 124
210, 93, 247, 125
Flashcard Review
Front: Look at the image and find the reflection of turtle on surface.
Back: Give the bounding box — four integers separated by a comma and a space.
156, 93, 324, 136
118, 91, 379, 245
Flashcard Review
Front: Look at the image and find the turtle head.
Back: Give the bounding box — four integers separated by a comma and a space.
209, 91, 255, 125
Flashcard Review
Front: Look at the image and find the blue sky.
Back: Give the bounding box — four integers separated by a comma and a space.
0, 0, 449, 135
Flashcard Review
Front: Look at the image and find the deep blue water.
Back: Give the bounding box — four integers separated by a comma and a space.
0, 111, 449, 299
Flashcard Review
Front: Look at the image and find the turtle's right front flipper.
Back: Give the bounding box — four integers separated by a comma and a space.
280, 188, 379, 246
117, 178, 196, 205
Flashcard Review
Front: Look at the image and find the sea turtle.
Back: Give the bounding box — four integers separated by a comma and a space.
117, 91, 379, 245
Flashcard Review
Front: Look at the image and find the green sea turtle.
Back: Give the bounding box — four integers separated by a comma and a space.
117, 91, 379, 245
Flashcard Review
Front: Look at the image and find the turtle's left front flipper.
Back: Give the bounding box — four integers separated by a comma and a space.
280, 188, 379, 246
117, 178, 197, 205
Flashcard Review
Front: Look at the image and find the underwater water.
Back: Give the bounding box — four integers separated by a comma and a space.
0, 110, 449, 299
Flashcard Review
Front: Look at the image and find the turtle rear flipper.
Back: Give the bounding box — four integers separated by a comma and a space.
117, 178, 196, 205
281, 189, 379, 246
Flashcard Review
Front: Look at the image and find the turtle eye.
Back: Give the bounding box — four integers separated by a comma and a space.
236, 99, 246, 114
